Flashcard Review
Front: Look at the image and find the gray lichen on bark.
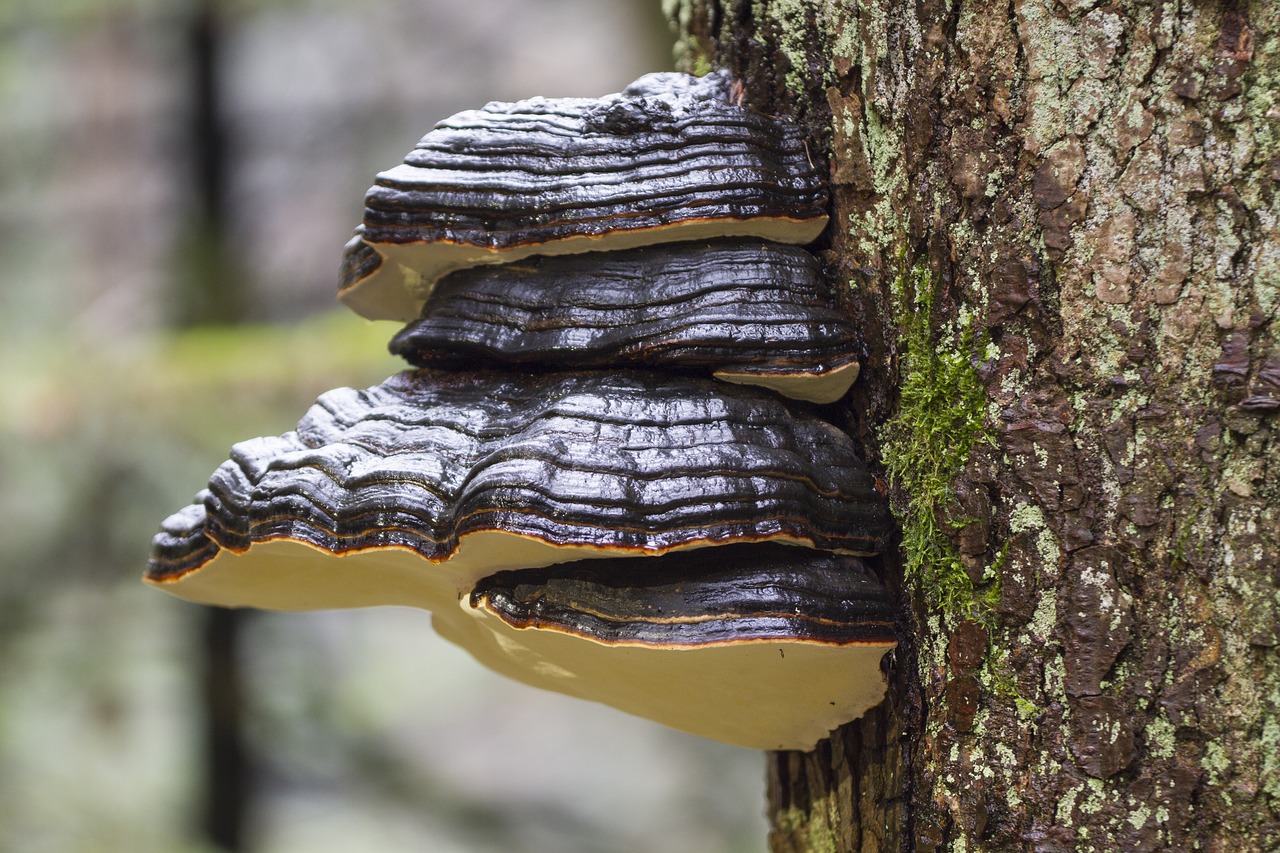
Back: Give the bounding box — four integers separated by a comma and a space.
670, 1, 1280, 851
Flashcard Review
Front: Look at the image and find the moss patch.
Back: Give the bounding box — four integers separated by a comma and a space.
771, 804, 838, 853
880, 262, 992, 618
662, 0, 712, 75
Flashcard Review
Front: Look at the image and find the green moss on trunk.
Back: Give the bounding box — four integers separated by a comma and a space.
880, 262, 993, 619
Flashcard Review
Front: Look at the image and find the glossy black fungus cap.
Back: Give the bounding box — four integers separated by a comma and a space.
343, 71, 829, 321
389, 240, 860, 403
146, 368, 892, 610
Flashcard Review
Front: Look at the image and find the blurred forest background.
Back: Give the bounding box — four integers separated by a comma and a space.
0, 1, 769, 850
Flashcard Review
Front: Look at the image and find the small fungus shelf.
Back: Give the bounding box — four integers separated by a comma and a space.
465, 544, 896, 750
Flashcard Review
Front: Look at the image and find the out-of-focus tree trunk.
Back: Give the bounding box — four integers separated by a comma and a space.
178, 2, 252, 850
178, 0, 248, 328
666, 2, 1280, 850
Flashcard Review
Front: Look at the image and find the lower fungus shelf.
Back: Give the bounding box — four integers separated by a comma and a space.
451, 549, 893, 751
457, 543, 896, 750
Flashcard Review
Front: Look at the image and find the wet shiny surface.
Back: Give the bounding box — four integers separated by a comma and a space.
362, 71, 827, 250
388, 239, 859, 400
472, 543, 896, 647
148, 368, 892, 582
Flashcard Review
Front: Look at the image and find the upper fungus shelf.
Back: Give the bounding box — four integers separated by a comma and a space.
341, 71, 829, 321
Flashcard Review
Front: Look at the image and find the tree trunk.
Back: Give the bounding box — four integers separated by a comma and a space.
182, 3, 253, 849
666, 1, 1280, 850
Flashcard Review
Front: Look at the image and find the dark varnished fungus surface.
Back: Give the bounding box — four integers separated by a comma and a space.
389, 240, 860, 403
339, 226, 383, 292
471, 543, 895, 647
146, 368, 892, 610
343, 71, 829, 321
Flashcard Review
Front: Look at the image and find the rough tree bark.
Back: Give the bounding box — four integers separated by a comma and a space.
665, 1, 1279, 850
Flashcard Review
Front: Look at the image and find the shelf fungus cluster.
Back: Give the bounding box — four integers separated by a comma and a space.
147, 71, 896, 751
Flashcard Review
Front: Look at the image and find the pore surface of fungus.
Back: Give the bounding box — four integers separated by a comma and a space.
147, 368, 892, 612
343, 70, 829, 321
388, 239, 860, 403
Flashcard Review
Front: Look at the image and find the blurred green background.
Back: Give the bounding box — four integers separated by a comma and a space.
0, 2, 769, 850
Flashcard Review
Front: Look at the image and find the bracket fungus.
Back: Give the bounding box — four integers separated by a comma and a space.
341, 70, 829, 321
388, 240, 860, 403
147, 70, 897, 752
147, 369, 891, 607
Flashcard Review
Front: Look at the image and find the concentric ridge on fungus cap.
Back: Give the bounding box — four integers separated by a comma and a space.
342, 70, 830, 321
146, 368, 892, 607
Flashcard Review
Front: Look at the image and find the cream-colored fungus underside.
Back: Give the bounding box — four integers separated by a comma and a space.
145, 531, 842, 611
147, 531, 891, 750
443, 605, 894, 751
341, 214, 830, 322
714, 360, 861, 405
